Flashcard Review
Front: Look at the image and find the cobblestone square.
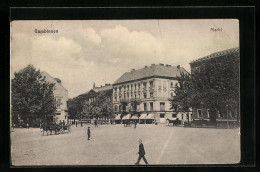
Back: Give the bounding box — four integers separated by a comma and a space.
11, 124, 240, 166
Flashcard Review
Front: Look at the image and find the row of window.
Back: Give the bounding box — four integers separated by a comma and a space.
114, 91, 174, 101
114, 80, 176, 93
159, 113, 189, 120
197, 109, 235, 118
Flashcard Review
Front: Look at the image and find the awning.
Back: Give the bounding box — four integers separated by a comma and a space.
139, 114, 147, 119
115, 114, 121, 120
146, 114, 155, 119
131, 115, 138, 119
122, 114, 131, 120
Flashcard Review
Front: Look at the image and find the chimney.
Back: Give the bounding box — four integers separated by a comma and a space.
177, 65, 180, 69
54, 78, 61, 84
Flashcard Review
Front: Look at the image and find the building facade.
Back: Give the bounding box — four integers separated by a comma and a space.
112, 64, 190, 123
41, 71, 69, 124
189, 47, 239, 123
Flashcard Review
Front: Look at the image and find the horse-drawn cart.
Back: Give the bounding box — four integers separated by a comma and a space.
42, 123, 71, 136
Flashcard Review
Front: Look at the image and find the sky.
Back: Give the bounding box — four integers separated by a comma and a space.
11, 20, 239, 98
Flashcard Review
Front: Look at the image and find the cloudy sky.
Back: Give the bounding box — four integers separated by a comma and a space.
11, 20, 239, 98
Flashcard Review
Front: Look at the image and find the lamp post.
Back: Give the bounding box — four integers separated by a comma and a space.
226, 104, 229, 129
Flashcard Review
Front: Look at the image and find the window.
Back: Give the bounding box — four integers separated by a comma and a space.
158, 80, 162, 89
172, 114, 177, 118
150, 102, 153, 111
114, 105, 117, 111
138, 83, 140, 89
170, 82, 174, 88
160, 102, 165, 111
144, 103, 147, 111
218, 110, 223, 118
150, 92, 153, 98
143, 82, 147, 89
170, 92, 174, 97
114, 96, 117, 101
143, 92, 147, 98
135, 84, 136, 89
207, 109, 210, 118
197, 109, 202, 117
131, 85, 133, 90
160, 114, 165, 118
163, 81, 166, 89
56, 98, 63, 109
182, 114, 184, 120
150, 81, 153, 88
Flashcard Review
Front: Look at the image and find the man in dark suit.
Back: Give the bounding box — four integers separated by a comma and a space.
135, 139, 149, 165
87, 127, 91, 140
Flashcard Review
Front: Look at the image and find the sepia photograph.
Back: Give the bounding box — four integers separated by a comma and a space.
10, 19, 240, 166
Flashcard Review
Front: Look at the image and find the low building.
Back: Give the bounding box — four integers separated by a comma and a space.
41, 71, 69, 124
189, 47, 239, 124
112, 63, 189, 123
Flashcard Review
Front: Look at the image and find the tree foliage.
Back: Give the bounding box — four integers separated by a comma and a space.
67, 97, 84, 120
11, 65, 56, 121
170, 53, 239, 121
69, 91, 113, 120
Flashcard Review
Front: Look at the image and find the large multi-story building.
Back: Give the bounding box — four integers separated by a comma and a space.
41, 71, 69, 124
112, 64, 189, 123
189, 47, 239, 124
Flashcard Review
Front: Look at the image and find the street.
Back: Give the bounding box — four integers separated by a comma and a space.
11, 124, 240, 166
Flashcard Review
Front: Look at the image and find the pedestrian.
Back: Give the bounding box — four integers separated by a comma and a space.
134, 120, 137, 129
26, 122, 29, 129
81, 121, 83, 127
87, 127, 91, 140
76, 121, 77, 127
135, 139, 149, 165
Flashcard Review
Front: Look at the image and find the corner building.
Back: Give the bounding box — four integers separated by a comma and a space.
41, 71, 69, 124
113, 64, 188, 123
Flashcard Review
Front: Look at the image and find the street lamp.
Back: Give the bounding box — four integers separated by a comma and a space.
226, 104, 229, 129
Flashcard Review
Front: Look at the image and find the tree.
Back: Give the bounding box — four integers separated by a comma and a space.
83, 92, 113, 122
170, 53, 239, 122
11, 65, 56, 124
67, 97, 84, 120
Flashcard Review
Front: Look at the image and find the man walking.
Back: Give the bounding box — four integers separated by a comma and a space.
87, 127, 91, 140
134, 120, 137, 129
135, 139, 149, 165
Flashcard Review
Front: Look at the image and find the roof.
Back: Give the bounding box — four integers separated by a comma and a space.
41, 71, 68, 91
190, 47, 239, 64
81, 84, 112, 96
113, 64, 188, 85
